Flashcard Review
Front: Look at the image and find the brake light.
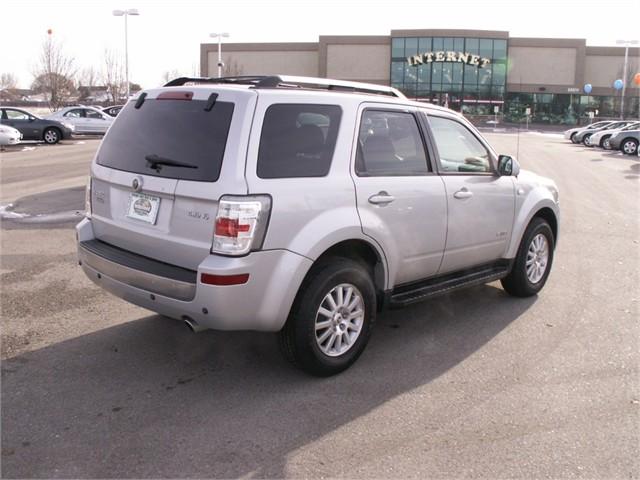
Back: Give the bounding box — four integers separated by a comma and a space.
211, 195, 272, 256
157, 91, 193, 100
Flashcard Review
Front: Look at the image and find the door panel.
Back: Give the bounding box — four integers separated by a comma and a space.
439, 175, 515, 273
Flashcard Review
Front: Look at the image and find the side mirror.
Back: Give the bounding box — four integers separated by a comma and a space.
498, 155, 520, 177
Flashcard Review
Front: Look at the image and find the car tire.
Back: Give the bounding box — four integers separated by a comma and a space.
600, 135, 611, 149
279, 257, 376, 376
570, 132, 578, 144
43, 127, 61, 145
501, 217, 555, 298
621, 138, 638, 155
582, 134, 592, 146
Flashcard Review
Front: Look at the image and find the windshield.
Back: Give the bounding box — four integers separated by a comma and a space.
96, 98, 234, 182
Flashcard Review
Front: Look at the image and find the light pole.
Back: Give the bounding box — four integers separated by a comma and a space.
113, 8, 140, 100
209, 32, 229, 78
616, 39, 639, 119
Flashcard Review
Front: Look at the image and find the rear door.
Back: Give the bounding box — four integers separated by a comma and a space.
90, 87, 256, 270
85, 108, 111, 133
63, 108, 87, 132
352, 104, 447, 286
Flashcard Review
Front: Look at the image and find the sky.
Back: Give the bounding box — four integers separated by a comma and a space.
1, 0, 639, 89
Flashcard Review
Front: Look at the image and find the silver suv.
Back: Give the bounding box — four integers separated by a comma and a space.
77, 75, 560, 376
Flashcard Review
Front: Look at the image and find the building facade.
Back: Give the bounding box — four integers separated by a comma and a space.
201, 29, 640, 125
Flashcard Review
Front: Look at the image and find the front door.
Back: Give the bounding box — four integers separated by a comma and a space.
425, 113, 515, 273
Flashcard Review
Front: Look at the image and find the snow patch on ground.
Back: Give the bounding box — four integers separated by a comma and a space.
0, 204, 30, 219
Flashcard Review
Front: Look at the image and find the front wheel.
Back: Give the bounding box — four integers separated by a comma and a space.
501, 217, 555, 297
279, 258, 376, 376
582, 134, 592, 146
43, 127, 60, 145
570, 132, 578, 143
621, 138, 638, 155
600, 135, 611, 149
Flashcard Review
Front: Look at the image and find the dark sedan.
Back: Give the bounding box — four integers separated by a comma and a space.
0, 107, 75, 144
102, 105, 124, 117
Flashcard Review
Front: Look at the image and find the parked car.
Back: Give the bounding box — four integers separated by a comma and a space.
574, 121, 632, 145
102, 105, 124, 117
563, 121, 612, 143
588, 122, 640, 149
47, 106, 114, 134
583, 121, 637, 147
0, 125, 22, 146
77, 75, 559, 376
0, 107, 74, 144
608, 129, 639, 155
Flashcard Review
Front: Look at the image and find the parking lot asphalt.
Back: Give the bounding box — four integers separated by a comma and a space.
1, 133, 638, 478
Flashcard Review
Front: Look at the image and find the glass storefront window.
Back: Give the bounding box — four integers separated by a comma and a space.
391, 38, 405, 59
391, 36, 507, 112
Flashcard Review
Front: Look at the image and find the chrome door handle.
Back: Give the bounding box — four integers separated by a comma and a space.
368, 192, 395, 205
453, 188, 473, 199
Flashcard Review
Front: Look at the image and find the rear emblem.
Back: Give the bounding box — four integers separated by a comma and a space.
132, 177, 143, 192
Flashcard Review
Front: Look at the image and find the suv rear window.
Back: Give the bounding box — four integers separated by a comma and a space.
97, 98, 234, 182
257, 104, 341, 178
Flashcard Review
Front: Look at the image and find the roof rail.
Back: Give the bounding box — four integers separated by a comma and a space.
163, 75, 406, 98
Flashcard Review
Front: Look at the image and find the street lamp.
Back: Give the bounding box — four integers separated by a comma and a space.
113, 8, 140, 100
209, 32, 230, 78
616, 39, 639, 119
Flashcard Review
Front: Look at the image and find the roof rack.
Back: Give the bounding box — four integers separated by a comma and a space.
163, 75, 406, 98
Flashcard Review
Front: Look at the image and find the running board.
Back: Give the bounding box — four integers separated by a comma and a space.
388, 261, 511, 308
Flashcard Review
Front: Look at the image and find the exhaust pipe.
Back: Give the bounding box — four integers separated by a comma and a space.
182, 316, 207, 333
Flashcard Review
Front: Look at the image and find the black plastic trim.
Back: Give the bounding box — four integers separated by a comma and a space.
80, 240, 196, 284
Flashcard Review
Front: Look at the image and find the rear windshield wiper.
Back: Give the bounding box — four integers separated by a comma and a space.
145, 154, 198, 170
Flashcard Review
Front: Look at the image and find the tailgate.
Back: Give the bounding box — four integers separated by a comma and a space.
89, 87, 256, 270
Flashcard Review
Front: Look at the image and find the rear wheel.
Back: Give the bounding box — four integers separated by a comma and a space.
279, 258, 376, 376
600, 135, 611, 149
501, 217, 554, 297
621, 138, 638, 155
43, 127, 61, 145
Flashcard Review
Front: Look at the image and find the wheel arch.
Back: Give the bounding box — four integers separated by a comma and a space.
506, 198, 559, 259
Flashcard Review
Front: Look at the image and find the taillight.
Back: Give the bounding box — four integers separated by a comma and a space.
85, 177, 92, 218
211, 195, 271, 256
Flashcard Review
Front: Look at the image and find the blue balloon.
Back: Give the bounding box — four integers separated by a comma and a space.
613, 79, 624, 90
583, 83, 592, 94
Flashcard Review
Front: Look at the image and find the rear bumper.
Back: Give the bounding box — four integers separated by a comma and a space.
76, 218, 313, 331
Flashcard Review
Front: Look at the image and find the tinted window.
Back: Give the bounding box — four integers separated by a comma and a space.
257, 104, 341, 179
97, 99, 234, 182
428, 116, 492, 173
356, 110, 429, 176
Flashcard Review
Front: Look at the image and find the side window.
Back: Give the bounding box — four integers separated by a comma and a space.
428, 116, 492, 173
5, 110, 29, 120
64, 109, 83, 118
86, 109, 104, 119
257, 104, 341, 179
355, 110, 429, 176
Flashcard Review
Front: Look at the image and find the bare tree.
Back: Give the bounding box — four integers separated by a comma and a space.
32, 34, 76, 110
102, 49, 126, 104
161, 69, 181, 84
222, 58, 243, 77
79, 66, 99, 88
0, 73, 18, 90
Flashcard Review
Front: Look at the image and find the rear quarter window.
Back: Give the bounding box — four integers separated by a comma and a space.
257, 104, 342, 179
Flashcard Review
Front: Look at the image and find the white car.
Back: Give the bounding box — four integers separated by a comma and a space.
588, 122, 640, 149
46, 106, 114, 135
0, 125, 22, 146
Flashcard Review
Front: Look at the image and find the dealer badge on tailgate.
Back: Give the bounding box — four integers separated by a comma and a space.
127, 192, 160, 224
